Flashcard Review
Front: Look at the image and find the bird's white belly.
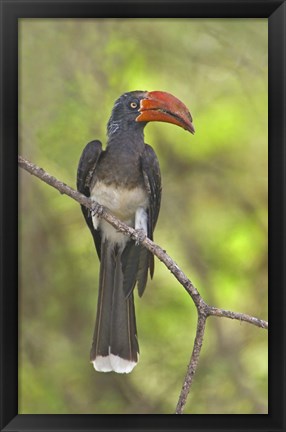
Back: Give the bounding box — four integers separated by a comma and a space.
91, 181, 148, 244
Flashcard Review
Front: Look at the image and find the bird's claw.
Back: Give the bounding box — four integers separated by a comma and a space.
91, 201, 103, 218
134, 228, 147, 245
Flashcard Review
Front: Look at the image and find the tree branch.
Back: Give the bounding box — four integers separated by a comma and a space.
18, 155, 268, 413
175, 311, 207, 414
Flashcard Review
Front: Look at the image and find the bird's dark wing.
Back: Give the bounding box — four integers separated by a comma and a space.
121, 144, 161, 298
77, 140, 103, 259
141, 144, 162, 240
135, 144, 161, 294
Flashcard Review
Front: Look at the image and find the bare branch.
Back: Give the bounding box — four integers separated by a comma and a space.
18, 155, 268, 413
18, 156, 203, 305
175, 312, 207, 414
207, 306, 268, 329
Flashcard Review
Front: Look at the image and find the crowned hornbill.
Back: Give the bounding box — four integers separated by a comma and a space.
77, 90, 194, 373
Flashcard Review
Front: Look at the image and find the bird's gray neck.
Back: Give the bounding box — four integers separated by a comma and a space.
106, 124, 145, 156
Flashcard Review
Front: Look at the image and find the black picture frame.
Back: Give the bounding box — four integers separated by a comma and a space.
0, 1, 285, 431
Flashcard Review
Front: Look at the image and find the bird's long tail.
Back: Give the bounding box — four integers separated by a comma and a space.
90, 240, 139, 373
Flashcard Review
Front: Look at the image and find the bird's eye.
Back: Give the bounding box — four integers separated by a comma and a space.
130, 101, 138, 109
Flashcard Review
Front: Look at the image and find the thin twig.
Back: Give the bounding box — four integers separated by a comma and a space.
18, 155, 268, 413
207, 306, 268, 329
175, 311, 207, 414
18, 156, 202, 305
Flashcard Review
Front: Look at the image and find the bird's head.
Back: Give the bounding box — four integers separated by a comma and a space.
107, 90, 195, 137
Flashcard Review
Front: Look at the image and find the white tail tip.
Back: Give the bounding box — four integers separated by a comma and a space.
92, 353, 138, 374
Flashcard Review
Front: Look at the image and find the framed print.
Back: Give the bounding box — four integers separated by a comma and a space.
1, 0, 285, 431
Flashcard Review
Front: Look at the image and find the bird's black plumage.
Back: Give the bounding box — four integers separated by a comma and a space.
77, 91, 161, 373
78, 89, 194, 373
77, 140, 102, 258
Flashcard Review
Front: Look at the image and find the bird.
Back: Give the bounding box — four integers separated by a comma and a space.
77, 90, 194, 373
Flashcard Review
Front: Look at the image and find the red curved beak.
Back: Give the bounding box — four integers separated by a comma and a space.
136, 91, 195, 134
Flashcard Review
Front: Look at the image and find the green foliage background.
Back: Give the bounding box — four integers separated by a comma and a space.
19, 18, 268, 414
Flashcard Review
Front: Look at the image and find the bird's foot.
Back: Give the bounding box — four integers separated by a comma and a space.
91, 200, 103, 218
134, 228, 147, 245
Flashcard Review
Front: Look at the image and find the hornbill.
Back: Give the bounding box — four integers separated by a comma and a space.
77, 90, 194, 373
